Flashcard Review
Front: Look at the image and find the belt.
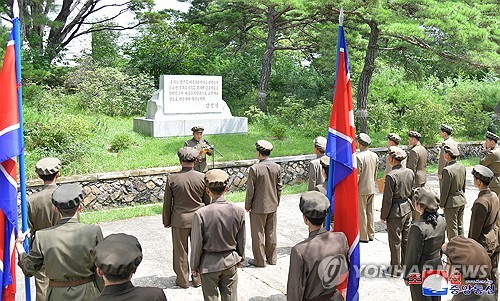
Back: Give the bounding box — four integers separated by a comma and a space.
448, 191, 464, 197
418, 252, 440, 266
305, 290, 337, 301
49, 275, 94, 287
392, 198, 409, 204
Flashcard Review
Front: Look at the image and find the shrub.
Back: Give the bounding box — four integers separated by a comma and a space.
401, 99, 446, 145
110, 133, 134, 152
271, 124, 287, 140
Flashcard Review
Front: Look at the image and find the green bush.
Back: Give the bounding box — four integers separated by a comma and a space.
110, 133, 134, 152
271, 124, 287, 140
401, 99, 446, 145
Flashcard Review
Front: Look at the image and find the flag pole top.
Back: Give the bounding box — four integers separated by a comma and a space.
13, 0, 19, 18
339, 8, 344, 26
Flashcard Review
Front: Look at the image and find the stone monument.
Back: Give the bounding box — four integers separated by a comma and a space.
133, 75, 248, 137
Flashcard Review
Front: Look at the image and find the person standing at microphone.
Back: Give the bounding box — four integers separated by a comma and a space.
185, 126, 213, 172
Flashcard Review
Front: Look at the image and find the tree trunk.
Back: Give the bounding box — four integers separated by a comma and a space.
257, 6, 277, 112
356, 20, 379, 133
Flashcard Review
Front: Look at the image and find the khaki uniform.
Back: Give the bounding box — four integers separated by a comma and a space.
357, 149, 379, 241
468, 189, 499, 294
407, 142, 428, 221
404, 216, 446, 301
18, 218, 104, 301
381, 164, 414, 273
308, 155, 325, 191
439, 161, 467, 239
27, 184, 61, 301
245, 158, 282, 267
191, 197, 246, 301
163, 167, 210, 287
438, 137, 457, 181
314, 181, 328, 195
480, 146, 500, 197
185, 138, 213, 172
287, 229, 347, 301
95, 281, 167, 301
385, 157, 406, 176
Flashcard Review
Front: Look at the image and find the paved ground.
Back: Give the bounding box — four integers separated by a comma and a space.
17, 167, 485, 300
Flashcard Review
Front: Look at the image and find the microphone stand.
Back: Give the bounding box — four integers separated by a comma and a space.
204, 139, 224, 169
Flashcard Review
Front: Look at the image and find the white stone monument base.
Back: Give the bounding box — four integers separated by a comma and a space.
133, 117, 248, 138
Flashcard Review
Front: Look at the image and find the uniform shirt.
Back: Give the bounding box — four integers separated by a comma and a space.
407, 142, 428, 187
480, 145, 500, 196
190, 196, 246, 274
438, 137, 457, 177
307, 155, 325, 191
287, 229, 347, 301
314, 181, 328, 196
381, 164, 415, 220
385, 157, 406, 175
439, 161, 467, 209
18, 218, 104, 301
356, 149, 379, 195
95, 281, 167, 301
27, 184, 61, 243
162, 167, 210, 228
245, 158, 283, 214
184, 138, 212, 172
469, 189, 500, 254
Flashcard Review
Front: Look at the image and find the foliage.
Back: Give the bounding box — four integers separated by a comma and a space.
401, 99, 446, 145
90, 23, 126, 67
110, 133, 134, 152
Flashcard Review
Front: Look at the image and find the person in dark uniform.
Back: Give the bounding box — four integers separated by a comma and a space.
163, 147, 210, 288
16, 184, 104, 301
384, 133, 406, 175
442, 236, 495, 301
245, 140, 282, 267
308, 136, 327, 191
437, 124, 457, 186
184, 126, 213, 172
381, 146, 415, 277
93, 233, 168, 301
481, 131, 500, 197
191, 169, 246, 301
314, 156, 330, 195
468, 165, 500, 297
403, 187, 446, 301
287, 191, 348, 301
407, 130, 428, 222
439, 144, 466, 240
27, 157, 62, 301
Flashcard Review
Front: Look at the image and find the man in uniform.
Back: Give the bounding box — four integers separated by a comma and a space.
438, 124, 457, 186
287, 191, 348, 301
308, 136, 327, 191
480, 131, 500, 197
191, 169, 245, 301
407, 130, 428, 221
314, 156, 330, 195
356, 133, 379, 243
27, 157, 62, 301
468, 165, 499, 296
385, 133, 406, 175
439, 144, 466, 240
184, 126, 213, 172
381, 146, 415, 277
163, 147, 210, 288
93, 233, 168, 301
245, 140, 282, 267
16, 183, 104, 301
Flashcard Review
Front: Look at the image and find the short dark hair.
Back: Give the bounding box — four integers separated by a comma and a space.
306, 216, 325, 226
103, 272, 130, 282
207, 186, 226, 194
257, 149, 271, 157
57, 206, 79, 217
473, 175, 491, 186
321, 165, 329, 180
39, 173, 58, 182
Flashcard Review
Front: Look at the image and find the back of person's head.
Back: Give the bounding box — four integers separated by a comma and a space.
313, 137, 327, 153
51, 183, 83, 217
442, 236, 492, 280
177, 147, 198, 163
299, 191, 330, 226
205, 169, 229, 195
472, 165, 493, 186
36, 157, 61, 181
256, 140, 273, 157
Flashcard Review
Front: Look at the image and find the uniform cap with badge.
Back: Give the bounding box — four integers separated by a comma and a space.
443, 144, 460, 157
204, 169, 229, 188
387, 133, 401, 144
93, 233, 143, 277
313, 137, 327, 153
256, 140, 273, 153
440, 124, 453, 135
486, 131, 499, 143
357, 133, 371, 147
388, 146, 407, 161
408, 131, 422, 139
472, 165, 494, 183
299, 191, 330, 220
442, 236, 492, 279
36, 157, 61, 176
177, 147, 199, 162
412, 187, 439, 212
191, 126, 204, 133
51, 183, 84, 209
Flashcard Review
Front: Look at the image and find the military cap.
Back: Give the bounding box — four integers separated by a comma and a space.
443, 144, 460, 157
314, 137, 327, 152
442, 236, 492, 279
408, 131, 421, 139
299, 191, 330, 219
177, 147, 198, 162
205, 169, 229, 188
440, 124, 453, 135
191, 126, 204, 132
413, 187, 439, 212
51, 183, 84, 209
35, 157, 61, 176
256, 140, 273, 152
486, 131, 499, 142
357, 133, 371, 146
93, 233, 143, 276
387, 133, 401, 144
320, 155, 330, 167
388, 146, 407, 161
472, 165, 494, 183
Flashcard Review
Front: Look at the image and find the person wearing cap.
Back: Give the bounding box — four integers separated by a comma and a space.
385, 133, 406, 175
191, 169, 245, 301
185, 126, 213, 172
308, 136, 327, 191
314, 156, 330, 195
480, 131, 500, 197
287, 191, 348, 301
381, 146, 415, 277
16, 183, 104, 301
163, 147, 210, 288
439, 144, 466, 240
403, 187, 446, 301
437, 124, 457, 186
469, 165, 500, 296
27, 157, 63, 301
356, 133, 379, 243
407, 130, 428, 221
442, 236, 495, 300
245, 140, 282, 267
93, 233, 168, 301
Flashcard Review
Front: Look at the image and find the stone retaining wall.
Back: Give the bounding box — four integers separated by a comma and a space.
26, 142, 483, 211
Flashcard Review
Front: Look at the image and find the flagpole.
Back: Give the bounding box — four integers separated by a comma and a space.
13, 1, 32, 299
